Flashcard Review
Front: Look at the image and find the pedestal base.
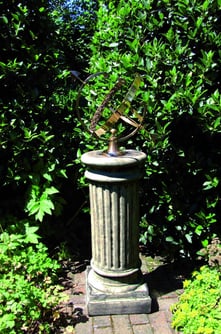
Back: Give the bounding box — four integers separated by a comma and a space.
86, 267, 152, 316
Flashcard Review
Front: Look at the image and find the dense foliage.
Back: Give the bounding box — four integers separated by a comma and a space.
0, 0, 69, 221
1, 0, 221, 330
0, 0, 96, 226
83, 0, 221, 259
0, 0, 220, 266
0, 1, 95, 331
49, 0, 98, 69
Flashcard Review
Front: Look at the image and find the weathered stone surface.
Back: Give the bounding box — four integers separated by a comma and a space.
81, 150, 151, 315
86, 267, 151, 315
112, 315, 133, 334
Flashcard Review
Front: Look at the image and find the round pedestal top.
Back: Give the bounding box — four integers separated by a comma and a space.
81, 149, 146, 167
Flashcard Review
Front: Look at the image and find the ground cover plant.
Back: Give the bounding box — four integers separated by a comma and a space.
0, 221, 66, 333
171, 238, 221, 334
171, 265, 221, 334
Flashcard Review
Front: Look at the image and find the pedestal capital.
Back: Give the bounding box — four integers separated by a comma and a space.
81, 149, 146, 168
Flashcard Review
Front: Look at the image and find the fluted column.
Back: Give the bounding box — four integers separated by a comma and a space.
81, 149, 151, 315
90, 181, 139, 269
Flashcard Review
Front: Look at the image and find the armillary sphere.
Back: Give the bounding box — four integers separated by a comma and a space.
73, 71, 146, 156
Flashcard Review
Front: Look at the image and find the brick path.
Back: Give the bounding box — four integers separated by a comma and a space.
61, 255, 183, 334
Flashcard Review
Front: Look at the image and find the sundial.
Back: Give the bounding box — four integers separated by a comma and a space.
73, 71, 151, 315
73, 71, 145, 156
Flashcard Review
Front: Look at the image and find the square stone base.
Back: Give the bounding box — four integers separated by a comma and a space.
86, 267, 152, 316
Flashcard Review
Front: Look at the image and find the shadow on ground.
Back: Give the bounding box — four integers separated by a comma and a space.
143, 259, 199, 312
56, 251, 202, 331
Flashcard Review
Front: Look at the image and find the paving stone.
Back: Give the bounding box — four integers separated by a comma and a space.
70, 294, 85, 305
67, 255, 185, 334
74, 317, 93, 334
158, 297, 178, 311
148, 311, 173, 334
133, 324, 153, 334
112, 314, 133, 334
94, 327, 113, 334
93, 315, 112, 328
129, 313, 149, 325
165, 309, 173, 324
160, 291, 180, 299
73, 272, 86, 285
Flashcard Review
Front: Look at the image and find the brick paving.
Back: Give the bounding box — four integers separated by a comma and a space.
61, 255, 183, 334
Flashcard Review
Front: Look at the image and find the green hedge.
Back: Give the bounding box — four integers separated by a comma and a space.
0, 0, 95, 225
1, 0, 221, 259
82, 0, 221, 258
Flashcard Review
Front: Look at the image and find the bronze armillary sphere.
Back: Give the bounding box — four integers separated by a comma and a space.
73, 71, 145, 156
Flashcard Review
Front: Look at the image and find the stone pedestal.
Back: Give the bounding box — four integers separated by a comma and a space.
81, 149, 151, 315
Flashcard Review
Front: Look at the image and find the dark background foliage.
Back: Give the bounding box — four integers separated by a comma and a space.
0, 0, 221, 260
86, 0, 221, 259
0, 0, 95, 251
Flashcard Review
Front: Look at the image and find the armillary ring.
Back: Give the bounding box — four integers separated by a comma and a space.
73, 71, 146, 156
